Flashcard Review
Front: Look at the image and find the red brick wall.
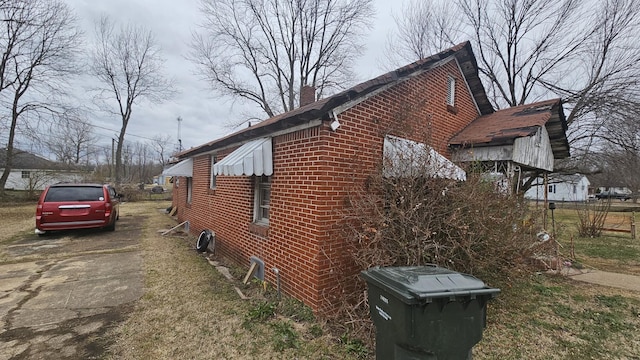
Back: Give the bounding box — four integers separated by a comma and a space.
173, 58, 481, 314
313, 59, 480, 312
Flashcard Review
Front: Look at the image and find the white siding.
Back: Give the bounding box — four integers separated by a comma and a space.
451, 127, 554, 172
525, 175, 590, 202
512, 127, 555, 172
3, 169, 84, 191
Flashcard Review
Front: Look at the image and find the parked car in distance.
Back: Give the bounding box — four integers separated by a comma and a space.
595, 191, 631, 201
35, 183, 120, 235
150, 185, 165, 193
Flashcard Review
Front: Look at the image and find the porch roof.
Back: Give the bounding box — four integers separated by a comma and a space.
449, 98, 570, 159
384, 135, 466, 181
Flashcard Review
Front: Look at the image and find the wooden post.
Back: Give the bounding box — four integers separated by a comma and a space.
543, 172, 549, 229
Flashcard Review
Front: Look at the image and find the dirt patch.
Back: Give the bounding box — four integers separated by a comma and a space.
0, 203, 146, 360
1, 304, 133, 360
4, 215, 143, 259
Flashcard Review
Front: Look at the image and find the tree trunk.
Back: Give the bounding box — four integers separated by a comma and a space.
0, 97, 21, 197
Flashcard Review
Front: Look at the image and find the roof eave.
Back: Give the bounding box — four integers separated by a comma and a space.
546, 100, 571, 159
178, 41, 493, 159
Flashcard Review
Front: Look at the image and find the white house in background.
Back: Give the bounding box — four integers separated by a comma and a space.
0, 149, 85, 191
524, 173, 591, 202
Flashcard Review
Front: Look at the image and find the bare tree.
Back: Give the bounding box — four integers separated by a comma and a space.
44, 112, 96, 165
382, 1, 462, 69
149, 134, 173, 167
19, 169, 56, 199
386, 0, 588, 108
592, 107, 640, 194
0, 0, 81, 196
190, 0, 374, 121
90, 16, 173, 185
387, 0, 640, 178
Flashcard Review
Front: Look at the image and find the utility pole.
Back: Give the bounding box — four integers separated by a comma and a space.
177, 116, 183, 152
111, 138, 115, 180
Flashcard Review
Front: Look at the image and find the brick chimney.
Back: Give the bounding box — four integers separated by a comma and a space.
300, 85, 316, 107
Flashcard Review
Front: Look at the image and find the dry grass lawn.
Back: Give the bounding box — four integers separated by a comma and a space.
104, 201, 357, 360
2, 201, 639, 359
0, 203, 35, 241
0, 203, 36, 262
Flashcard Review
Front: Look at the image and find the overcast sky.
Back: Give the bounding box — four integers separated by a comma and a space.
64, 0, 406, 156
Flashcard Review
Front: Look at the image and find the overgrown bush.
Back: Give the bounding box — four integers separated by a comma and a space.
117, 185, 145, 202
329, 142, 551, 348
343, 168, 541, 282
575, 200, 610, 237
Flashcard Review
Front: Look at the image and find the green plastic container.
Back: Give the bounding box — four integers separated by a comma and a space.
361, 266, 500, 360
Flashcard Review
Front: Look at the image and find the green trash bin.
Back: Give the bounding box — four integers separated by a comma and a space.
361, 265, 500, 360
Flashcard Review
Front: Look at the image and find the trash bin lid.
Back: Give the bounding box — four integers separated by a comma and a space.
361, 266, 500, 304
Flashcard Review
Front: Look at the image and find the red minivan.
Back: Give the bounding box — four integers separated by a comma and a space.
35, 183, 120, 235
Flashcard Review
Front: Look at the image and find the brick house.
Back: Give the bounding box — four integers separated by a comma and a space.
166, 41, 567, 313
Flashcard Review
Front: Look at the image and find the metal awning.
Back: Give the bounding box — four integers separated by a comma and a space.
163, 158, 193, 177
383, 135, 466, 180
213, 138, 273, 176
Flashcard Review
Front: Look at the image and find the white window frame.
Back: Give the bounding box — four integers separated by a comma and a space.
446, 75, 456, 106
21, 171, 30, 179
210, 155, 217, 189
253, 175, 271, 224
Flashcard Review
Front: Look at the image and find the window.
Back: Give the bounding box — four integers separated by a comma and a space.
186, 177, 193, 204
21, 171, 30, 179
45, 186, 105, 202
548, 184, 556, 193
210, 155, 217, 189
253, 176, 271, 224
573, 185, 577, 194
446, 76, 456, 106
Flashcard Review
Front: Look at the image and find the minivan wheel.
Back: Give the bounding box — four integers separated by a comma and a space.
105, 219, 116, 231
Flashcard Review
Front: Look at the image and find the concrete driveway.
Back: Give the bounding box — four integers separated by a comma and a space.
0, 215, 145, 360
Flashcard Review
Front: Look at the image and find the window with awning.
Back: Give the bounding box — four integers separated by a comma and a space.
213, 138, 273, 176
163, 158, 193, 177
383, 135, 466, 180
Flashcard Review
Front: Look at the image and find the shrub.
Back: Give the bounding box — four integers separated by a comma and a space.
117, 185, 145, 202
575, 200, 610, 237
343, 169, 540, 282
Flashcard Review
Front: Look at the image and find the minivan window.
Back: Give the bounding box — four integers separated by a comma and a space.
44, 187, 105, 202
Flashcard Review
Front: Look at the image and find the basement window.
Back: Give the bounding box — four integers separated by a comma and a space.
253, 175, 271, 225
